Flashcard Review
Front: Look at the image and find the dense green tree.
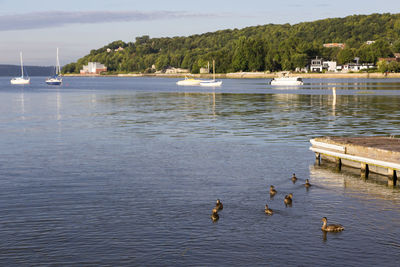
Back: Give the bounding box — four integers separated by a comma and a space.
337, 48, 355, 64
232, 37, 249, 71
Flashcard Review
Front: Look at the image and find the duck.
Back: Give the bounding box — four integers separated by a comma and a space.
291, 173, 297, 183
215, 199, 223, 211
284, 193, 293, 206
269, 185, 277, 196
264, 204, 273, 215
211, 208, 219, 222
304, 179, 312, 188
321, 217, 344, 232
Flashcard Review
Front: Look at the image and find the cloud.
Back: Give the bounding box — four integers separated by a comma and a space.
0, 10, 222, 31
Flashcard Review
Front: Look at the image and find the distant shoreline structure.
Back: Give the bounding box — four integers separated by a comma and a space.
64, 72, 400, 79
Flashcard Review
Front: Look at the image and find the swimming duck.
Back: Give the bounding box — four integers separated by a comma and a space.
264, 204, 273, 215
321, 217, 344, 232
304, 179, 312, 188
269, 185, 277, 196
211, 208, 219, 222
215, 199, 223, 211
284, 193, 293, 206
291, 173, 297, 183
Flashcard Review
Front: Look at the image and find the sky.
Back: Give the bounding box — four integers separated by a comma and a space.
1, 0, 400, 66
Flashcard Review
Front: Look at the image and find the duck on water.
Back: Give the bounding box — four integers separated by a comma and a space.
269, 185, 277, 197
215, 199, 223, 211
291, 173, 297, 183
211, 208, 219, 222
321, 217, 344, 232
264, 204, 273, 215
284, 193, 293, 206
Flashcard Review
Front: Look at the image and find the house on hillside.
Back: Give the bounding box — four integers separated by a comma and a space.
342, 63, 375, 72
200, 67, 209, 74
310, 57, 323, 72
80, 62, 107, 74
323, 61, 337, 72
310, 57, 338, 72
323, 43, 345, 49
378, 53, 400, 63
164, 67, 189, 74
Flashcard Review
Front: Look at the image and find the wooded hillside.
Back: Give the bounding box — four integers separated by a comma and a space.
62, 13, 400, 74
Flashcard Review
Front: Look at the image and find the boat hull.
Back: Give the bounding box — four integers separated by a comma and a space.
200, 80, 222, 87
45, 77, 62, 85
270, 76, 303, 86
270, 80, 303, 86
45, 80, 62, 85
176, 79, 201, 86
10, 78, 30, 85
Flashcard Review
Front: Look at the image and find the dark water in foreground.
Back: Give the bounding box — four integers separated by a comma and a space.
1, 77, 400, 266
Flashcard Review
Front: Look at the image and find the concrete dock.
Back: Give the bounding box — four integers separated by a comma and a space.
310, 136, 400, 186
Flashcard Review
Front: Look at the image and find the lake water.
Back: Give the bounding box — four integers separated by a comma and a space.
0, 76, 400, 266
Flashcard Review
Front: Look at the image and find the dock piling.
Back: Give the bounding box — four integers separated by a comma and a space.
361, 163, 369, 179
335, 157, 342, 171
388, 169, 397, 187
315, 153, 321, 165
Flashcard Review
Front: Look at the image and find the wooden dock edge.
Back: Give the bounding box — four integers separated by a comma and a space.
310, 138, 399, 186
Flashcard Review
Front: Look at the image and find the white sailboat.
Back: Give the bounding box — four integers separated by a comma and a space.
176, 76, 202, 86
45, 48, 62, 85
10, 52, 30, 85
200, 60, 222, 87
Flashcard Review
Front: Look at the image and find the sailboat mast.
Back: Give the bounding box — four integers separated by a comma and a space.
213, 59, 215, 81
20, 52, 24, 78
56, 48, 60, 75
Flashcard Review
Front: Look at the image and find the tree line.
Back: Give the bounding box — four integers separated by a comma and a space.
62, 13, 400, 74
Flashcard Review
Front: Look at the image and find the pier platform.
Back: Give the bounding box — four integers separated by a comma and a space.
310, 136, 400, 186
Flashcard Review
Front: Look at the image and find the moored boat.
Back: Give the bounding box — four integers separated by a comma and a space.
270, 72, 303, 86
46, 48, 62, 85
200, 60, 222, 87
10, 52, 30, 85
176, 76, 202, 86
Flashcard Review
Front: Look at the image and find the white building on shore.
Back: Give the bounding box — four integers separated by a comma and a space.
80, 62, 107, 74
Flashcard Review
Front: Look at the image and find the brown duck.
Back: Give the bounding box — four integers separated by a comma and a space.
284, 193, 293, 206
321, 217, 344, 232
264, 204, 273, 215
291, 173, 297, 183
211, 208, 219, 222
215, 199, 223, 211
269, 185, 277, 196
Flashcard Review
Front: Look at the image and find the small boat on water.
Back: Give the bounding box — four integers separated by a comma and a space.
200, 60, 222, 87
176, 76, 202, 86
46, 48, 62, 85
270, 72, 303, 86
10, 52, 30, 85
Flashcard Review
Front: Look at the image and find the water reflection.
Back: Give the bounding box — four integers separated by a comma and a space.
92, 90, 400, 142
56, 91, 62, 121
309, 165, 400, 203
19, 91, 25, 121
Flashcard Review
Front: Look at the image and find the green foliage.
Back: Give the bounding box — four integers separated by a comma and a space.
379, 60, 400, 72
62, 13, 400, 74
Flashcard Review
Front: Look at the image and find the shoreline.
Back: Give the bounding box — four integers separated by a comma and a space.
64, 72, 400, 79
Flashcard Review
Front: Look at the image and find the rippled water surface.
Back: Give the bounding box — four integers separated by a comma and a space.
1, 77, 400, 266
